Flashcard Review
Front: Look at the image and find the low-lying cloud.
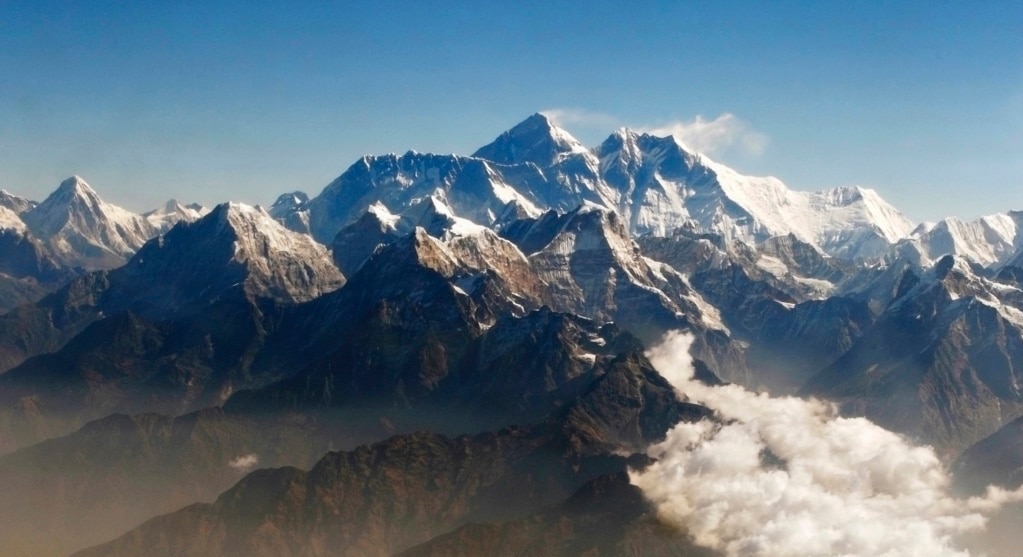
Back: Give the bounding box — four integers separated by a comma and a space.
228, 453, 259, 472
632, 331, 1023, 557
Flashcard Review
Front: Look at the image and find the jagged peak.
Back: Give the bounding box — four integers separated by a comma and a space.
567, 204, 629, 237
142, 199, 208, 234
19, 176, 155, 265
601, 127, 640, 149
401, 195, 489, 239
270, 191, 308, 210
365, 201, 401, 230
36, 176, 104, 211
910, 221, 938, 237
595, 127, 693, 169
472, 113, 587, 166
56, 175, 96, 196
365, 226, 460, 278
207, 201, 274, 228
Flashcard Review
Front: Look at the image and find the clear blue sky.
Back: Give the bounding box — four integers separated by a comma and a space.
1, 1, 1020, 222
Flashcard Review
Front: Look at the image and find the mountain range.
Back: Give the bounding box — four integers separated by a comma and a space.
1, 113, 1022, 557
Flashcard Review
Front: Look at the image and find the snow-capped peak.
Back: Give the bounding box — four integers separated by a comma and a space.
144, 199, 209, 233
132, 201, 345, 303
22, 176, 157, 269
53, 175, 97, 198
472, 113, 588, 166
0, 189, 37, 214
894, 211, 1023, 268
269, 191, 309, 219
366, 201, 401, 230
288, 113, 916, 261
0, 205, 27, 233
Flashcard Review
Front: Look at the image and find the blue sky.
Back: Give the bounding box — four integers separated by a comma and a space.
1, 1, 1020, 222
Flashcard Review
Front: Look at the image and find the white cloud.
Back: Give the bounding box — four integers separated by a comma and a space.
228, 453, 259, 472
631, 331, 1023, 557
538, 107, 619, 129
638, 113, 768, 157
539, 109, 768, 158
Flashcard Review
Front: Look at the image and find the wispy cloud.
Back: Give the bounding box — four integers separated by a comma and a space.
228, 453, 259, 472
637, 113, 768, 156
538, 107, 619, 129
539, 108, 768, 157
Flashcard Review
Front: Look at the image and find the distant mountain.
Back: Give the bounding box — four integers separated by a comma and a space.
894, 211, 1023, 268
124, 202, 344, 308
0, 190, 36, 215
0, 200, 343, 367
0, 208, 79, 312
21, 176, 156, 270
472, 112, 589, 167
298, 152, 545, 243
0, 203, 346, 453
0, 180, 211, 312
804, 255, 1023, 456
143, 198, 208, 233
280, 114, 913, 260
268, 191, 311, 233
500, 205, 730, 345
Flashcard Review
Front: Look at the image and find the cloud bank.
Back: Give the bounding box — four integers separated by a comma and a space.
632, 331, 1023, 557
